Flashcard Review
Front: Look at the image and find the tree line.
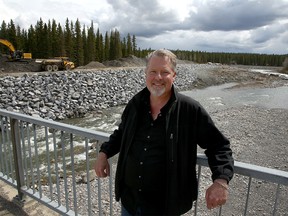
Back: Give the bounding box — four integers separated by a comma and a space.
0, 18, 287, 67
173, 50, 287, 67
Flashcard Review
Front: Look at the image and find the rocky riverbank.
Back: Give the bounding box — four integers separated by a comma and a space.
1, 63, 287, 121
0, 64, 195, 120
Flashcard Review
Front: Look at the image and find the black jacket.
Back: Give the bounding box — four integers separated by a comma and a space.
100, 87, 234, 215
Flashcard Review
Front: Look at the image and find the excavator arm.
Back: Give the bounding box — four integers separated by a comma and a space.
0, 39, 16, 52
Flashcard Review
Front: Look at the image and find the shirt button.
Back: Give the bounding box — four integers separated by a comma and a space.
147, 135, 150, 139
144, 148, 147, 151
139, 189, 142, 192
140, 162, 143, 165
139, 175, 142, 178
151, 123, 154, 126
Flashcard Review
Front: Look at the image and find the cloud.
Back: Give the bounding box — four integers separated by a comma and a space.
0, 0, 288, 54
0, 0, 110, 29
250, 22, 288, 43
185, 0, 288, 31
98, 0, 184, 36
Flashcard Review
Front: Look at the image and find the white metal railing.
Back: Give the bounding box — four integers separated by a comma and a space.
1, 109, 287, 215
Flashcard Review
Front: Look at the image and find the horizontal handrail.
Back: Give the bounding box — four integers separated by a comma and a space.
197, 154, 288, 186
0, 109, 110, 142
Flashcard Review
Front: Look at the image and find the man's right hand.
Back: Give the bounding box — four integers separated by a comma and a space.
94, 152, 110, 177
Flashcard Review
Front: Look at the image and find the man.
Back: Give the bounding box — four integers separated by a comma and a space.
94, 49, 234, 215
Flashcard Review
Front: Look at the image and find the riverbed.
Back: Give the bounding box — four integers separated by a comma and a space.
61, 82, 288, 133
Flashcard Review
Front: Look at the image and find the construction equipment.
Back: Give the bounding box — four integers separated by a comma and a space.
35, 57, 75, 71
0, 39, 32, 61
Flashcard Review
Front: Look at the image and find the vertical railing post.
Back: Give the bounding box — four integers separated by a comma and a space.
10, 118, 25, 206
194, 164, 202, 216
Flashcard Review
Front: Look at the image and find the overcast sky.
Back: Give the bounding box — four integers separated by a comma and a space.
1, 0, 288, 54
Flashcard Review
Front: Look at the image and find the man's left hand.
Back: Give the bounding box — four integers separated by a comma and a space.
205, 179, 229, 209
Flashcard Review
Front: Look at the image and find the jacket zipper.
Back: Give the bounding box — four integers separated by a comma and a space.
166, 100, 177, 163
170, 133, 174, 162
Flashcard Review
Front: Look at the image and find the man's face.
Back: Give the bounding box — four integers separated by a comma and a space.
145, 55, 176, 97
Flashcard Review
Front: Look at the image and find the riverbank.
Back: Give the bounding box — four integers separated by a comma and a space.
0, 63, 287, 121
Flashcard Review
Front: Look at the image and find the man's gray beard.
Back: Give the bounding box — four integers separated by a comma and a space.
150, 87, 165, 97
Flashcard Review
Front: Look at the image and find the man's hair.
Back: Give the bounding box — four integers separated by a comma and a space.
145, 49, 177, 71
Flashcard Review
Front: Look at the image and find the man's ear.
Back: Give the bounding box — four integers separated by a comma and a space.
173, 71, 177, 79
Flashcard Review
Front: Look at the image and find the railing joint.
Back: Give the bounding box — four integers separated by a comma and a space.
12, 194, 26, 207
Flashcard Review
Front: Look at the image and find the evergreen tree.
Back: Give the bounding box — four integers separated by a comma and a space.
99, 34, 104, 62
95, 28, 104, 62
0, 21, 7, 38
126, 33, 132, 56
50, 19, 61, 57
87, 21, 96, 63
27, 25, 37, 57
57, 23, 65, 56
42, 23, 49, 58
15, 25, 22, 50
108, 29, 123, 60
0, 21, 8, 53
104, 31, 110, 61
95, 28, 101, 62
115, 30, 122, 59
109, 30, 116, 60
20, 29, 29, 53
82, 25, 88, 65
132, 35, 137, 55
122, 37, 127, 57
7, 20, 17, 48
73, 19, 84, 66
64, 18, 74, 59
46, 20, 52, 57
34, 18, 46, 58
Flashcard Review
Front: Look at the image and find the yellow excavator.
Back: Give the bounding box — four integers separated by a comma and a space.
0, 38, 32, 61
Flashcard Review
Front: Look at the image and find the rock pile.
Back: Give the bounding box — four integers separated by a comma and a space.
103, 55, 146, 67
0, 64, 202, 120
77, 61, 106, 69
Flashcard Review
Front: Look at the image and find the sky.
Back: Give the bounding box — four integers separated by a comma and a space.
1, 0, 288, 55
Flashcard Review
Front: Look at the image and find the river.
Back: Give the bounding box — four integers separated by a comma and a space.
61, 81, 288, 133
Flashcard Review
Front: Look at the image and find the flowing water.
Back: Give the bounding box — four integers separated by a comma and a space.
62, 82, 288, 133
182, 83, 288, 112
